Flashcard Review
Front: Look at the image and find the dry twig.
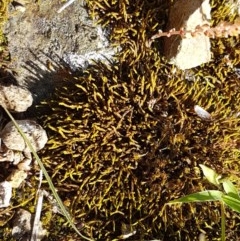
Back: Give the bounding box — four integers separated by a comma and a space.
147, 17, 240, 47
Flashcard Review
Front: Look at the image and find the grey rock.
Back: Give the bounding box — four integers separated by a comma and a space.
0, 181, 12, 208
0, 147, 23, 164
12, 208, 47, 241
12, 209, 32, 240
0, 120, 48, 152
3, 0, 115, 84
0, 85, 33, 112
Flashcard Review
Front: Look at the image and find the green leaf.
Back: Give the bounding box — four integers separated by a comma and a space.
199, 164, 220, 186
222, 194, 240, 213
222, 180, 239, 197
168, 190, 223, 204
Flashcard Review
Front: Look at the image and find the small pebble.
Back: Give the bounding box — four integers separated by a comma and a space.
194, 105, 212, 120
0, 85, 33, 112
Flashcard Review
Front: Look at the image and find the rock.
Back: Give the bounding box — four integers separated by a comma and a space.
0, 120, 48, 152
12, 208, 47, 241
17, 158, 32, 171
7, 169, 28, 188
12, 209, 32, 240
3, 0, 116, 84
0, 147, 15, 162
0, 144, 23, 165
0, 181, 12, 208
0, 85, 33, 112
164, 0, 211, 69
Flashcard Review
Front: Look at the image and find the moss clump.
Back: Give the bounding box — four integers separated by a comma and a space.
38, 57, 240, 239
0, 0, 238, 240
0, 0, 11, 64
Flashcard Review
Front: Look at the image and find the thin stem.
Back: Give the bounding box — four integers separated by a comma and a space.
221, 202, 226, 241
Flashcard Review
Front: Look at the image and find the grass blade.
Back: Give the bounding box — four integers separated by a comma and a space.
222, 194, 240, 213
222, 180, 239, 197
168, 190, 223, 204
220, 202, 226, 241
2, 106, 94, 241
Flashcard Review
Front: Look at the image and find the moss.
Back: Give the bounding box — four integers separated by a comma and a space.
0, 0, 240, 240
37, 60, 240, 240
0, 0, 11, 63
33, 0, 240, 240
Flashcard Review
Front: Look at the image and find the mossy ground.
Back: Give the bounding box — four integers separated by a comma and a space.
0, 0, 10, 66
0, 0, 240, 240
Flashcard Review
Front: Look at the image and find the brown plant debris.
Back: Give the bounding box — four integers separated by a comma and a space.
147, 17, 240, 47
